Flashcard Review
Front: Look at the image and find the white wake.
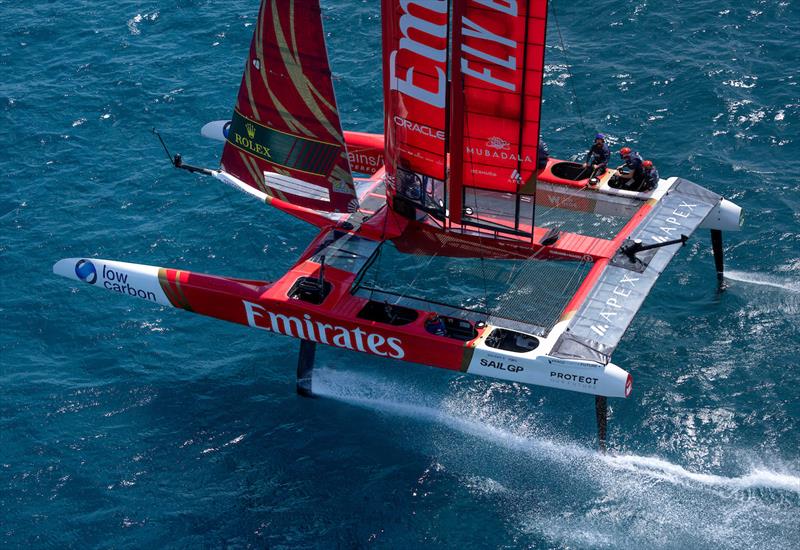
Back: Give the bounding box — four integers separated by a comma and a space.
313, 367, 800, 495
603, 453, 800, 493
725, 270, 800, 293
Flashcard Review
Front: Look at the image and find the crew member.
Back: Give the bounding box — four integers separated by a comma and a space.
537, 138, 549, 170
425, 312, 446, 336
641, 160, 659, 191
397, 164, 422, 200
615, 147, 644, 189
583, 133, 611, 176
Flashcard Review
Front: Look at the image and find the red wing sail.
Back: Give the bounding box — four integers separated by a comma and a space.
382, 0, 449, 207
452, 0, 548, 193
220, 0, 358, 213
382, 0, 548, 226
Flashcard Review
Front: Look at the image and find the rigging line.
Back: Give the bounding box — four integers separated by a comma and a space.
441, 0, 453, 209
367, 243, 381, 302
491, 248, 552, 323
450, 43, 491, 310
443, 0, 452, 182
479, 256, 490, 310
462, 96, 491, 311
550, 0, 589, 139
515, 0, 533, 232
369, 178, 394, 302
466, 192, 492, 311
503, 237, 549, 287
466, 171, 490, 310
558, 255, 589, 297
470, 177, 489, 308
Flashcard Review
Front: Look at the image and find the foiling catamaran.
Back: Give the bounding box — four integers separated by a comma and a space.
55, 0, 742, 448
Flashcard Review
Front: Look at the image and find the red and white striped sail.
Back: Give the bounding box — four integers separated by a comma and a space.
220, 0, 358, 213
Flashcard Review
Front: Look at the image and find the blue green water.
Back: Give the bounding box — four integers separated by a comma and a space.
2, 0, 799, 547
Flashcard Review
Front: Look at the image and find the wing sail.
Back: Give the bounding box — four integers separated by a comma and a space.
552, 179, 724, 363
381, 0, 549, 228
451, 0, 548, 193
381, 0, 450, 200
220, 0, 358, 213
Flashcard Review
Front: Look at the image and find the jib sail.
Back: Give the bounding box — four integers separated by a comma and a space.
220, 0, 358, 213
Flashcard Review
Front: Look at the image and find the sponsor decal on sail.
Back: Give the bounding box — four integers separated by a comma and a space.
387, 0, 526, 117
487, 136, 511, 150
393, 115, 445, 141
347, 150, 384, 173
388, 0, 449, 109
226, 110, 341, 176
464, 145, 533, 164
459, 1, 520, 92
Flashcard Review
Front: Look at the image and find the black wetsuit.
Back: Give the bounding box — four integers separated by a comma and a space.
425, 318, 446, 336
622, 153, 644, 189
642, 167, 659, 191
585, 142, 611, 172
537, 140, 549, 170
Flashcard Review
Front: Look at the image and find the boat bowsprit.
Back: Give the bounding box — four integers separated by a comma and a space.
54, 0, 743, 450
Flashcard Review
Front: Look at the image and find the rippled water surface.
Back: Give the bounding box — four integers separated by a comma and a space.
2, 0, 799, 547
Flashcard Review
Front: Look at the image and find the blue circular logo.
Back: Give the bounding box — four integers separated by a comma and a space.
223, 121, 231, 138
75, 259, 97, 284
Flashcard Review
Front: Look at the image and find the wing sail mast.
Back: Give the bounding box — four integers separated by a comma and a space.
220, 0, 358, 213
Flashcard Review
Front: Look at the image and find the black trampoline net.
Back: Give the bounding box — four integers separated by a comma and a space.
352, 239, 593, 336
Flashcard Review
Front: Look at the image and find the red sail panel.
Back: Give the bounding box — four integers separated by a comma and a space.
382, 0, 450, 198
220, 0, 357, 213
453, 0, 547, 192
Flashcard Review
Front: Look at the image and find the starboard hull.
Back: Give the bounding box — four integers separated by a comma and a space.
54, 257, 632, 398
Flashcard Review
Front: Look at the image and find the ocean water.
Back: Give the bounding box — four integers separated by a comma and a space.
1, 0, 799, 547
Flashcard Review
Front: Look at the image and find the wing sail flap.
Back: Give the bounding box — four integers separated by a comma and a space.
552, 179, 723, 363
450, 0, 548, 200
381, 0, 449, 188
